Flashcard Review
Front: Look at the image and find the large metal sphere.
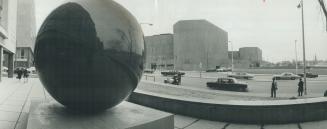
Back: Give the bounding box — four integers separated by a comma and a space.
34, 0, 145, 111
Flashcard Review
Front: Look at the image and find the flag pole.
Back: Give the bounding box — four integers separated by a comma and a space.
300, 0, 308, 95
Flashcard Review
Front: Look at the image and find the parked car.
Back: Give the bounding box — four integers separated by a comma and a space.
206, 77, 248, 92
144, 69, 155, 74
297, 72, 318, 78
216, 67, 232, 72
206, 69, 217, 72
27, 67, 37, 74
161, 70, 185, 76
164, 74, 181, 85
273, 72, 301, 80
2, 67, 8, 75
227, 72, 254, 79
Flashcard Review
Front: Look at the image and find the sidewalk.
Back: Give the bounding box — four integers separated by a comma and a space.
0, 78, 51, 129
0, 77, 327, 129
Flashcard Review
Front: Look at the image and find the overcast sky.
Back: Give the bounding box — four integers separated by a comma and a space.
34, 0, 327, 62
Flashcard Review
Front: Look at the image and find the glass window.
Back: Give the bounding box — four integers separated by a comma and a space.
21, 49, 25, 58
0, 0, 3, 16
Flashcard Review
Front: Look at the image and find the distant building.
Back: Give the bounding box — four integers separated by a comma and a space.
0, 0, 18, 80
173, 20, 228, 70
145, 34, 174, 70
228, 51, 240, 60
239, 47, 262, 67
15, 0, 36, 68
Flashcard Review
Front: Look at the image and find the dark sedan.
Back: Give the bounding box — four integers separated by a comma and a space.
206, 77, 248, 92
161, 70, 185, 76
297, 72, 318, 78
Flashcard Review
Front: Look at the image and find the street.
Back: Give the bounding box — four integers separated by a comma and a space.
143, 71, 327, 97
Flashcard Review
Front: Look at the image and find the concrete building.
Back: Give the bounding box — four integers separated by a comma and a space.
0, 0, 18, 80
173, 20, 228, 70
145, 34, 174, 70
228, 51, 240, 60
239, 47, 262, 67
15, 0, 36, 68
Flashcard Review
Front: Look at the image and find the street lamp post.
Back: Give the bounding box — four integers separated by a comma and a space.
295, 40, 298, 74
300, 0, 308, 95
229, 41, 234, 72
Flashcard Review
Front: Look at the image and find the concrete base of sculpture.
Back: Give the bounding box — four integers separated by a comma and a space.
26, 101, 174, 129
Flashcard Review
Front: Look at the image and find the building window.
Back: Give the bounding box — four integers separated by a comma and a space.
0, 0, 3, 21
20, 49, 25, 59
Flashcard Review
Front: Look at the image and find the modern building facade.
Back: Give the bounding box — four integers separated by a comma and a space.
145, 34, 174, 70
0, 0, 18, 80
173, 20, 228, 70
15, 0, 36, 68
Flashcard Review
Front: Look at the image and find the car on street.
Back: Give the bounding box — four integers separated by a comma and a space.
161, 70, 185, 76
144, 69, 155, 74
273, 72, 301, 80
2, 67, 8, 75
206, 77, 248, 92
216, 67, 232, 72
27, 67, 37, 75
205, 69, 217, 72
297, 72, 318, 78
227, 72, 254, 79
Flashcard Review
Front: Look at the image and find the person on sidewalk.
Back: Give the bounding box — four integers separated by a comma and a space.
16, 68, 23, 81
23, 68, 29, 83
298, 78, 304, 96
271, 77, 278, 98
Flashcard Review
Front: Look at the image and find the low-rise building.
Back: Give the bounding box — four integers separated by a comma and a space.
239, 47, 262, 67
145, 34, 174, 70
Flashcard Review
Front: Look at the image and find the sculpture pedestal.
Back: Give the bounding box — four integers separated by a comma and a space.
26, 101, 174, 129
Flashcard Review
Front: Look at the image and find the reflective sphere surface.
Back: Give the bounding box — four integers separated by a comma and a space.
34, 0, 145, 111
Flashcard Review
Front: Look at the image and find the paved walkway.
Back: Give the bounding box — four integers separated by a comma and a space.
0, 77, 327, 129
0, 78, 51, 129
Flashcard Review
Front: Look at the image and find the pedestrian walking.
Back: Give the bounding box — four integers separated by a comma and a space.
23, 68, 29, 83
271, 77, 278, 98
16, 68, 23, 81
298, 78, 304, 96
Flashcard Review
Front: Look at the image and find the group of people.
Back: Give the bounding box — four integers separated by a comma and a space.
270, 78, 304, 98
172, 74, 182, 85
16, 68, 29, 83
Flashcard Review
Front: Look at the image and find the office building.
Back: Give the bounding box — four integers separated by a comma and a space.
173, 20, 228, 70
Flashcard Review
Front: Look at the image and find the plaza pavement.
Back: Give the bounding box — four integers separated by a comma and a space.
0, 77, 327, 129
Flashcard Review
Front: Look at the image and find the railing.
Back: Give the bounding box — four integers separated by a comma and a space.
144, 75, 155, 82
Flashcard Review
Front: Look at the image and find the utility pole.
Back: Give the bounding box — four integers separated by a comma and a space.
300, 0, 308, 95
295, 40, 298, 74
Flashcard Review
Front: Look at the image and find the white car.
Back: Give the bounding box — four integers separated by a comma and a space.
2, 67, 8, 75
27, 67, 37, 74
273, 72, 301, 80
227, 72, 254, 79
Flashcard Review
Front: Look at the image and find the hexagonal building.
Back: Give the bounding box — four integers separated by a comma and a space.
173, 20, 228, 70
